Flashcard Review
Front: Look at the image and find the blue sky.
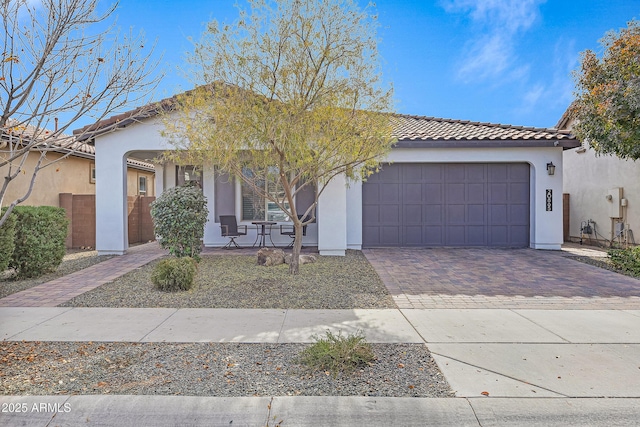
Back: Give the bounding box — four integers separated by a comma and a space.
109, 0, 639, 129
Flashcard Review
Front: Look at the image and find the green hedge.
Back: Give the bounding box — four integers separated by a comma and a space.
10, 206, 69, 278
0, 209, 17, 272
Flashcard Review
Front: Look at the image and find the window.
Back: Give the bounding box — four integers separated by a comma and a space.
176, 165, 203, 188
240, 167, 290, 222
139, 176, 147, 195
90, 164, 96, 183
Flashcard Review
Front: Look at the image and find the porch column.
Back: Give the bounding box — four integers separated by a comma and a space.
346, 180, 363, 250
154, 164, 165, 197
530, 153, 564, 250
317, 174, 347, 256
95, 148, 128, 255
202, 165, 218, 246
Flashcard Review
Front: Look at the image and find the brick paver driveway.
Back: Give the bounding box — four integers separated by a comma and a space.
364, 248, 640, 309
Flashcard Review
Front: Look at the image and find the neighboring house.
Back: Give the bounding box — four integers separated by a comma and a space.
1, 121, 156, 248
74, 99, 579, 256
557, 106, 639, 246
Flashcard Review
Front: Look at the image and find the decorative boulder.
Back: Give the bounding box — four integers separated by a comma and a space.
284, 254, 317, 265
256, 248, 285, 266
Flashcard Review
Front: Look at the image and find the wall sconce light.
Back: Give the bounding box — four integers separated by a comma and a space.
546, 162, 556, 176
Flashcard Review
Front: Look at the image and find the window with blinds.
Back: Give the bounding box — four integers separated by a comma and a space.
240, 167, 290, 222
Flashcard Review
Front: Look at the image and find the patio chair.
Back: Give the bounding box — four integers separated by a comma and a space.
219, 215, 247, 249
280, 215, 308, 248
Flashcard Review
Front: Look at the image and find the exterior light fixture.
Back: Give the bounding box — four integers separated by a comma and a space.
546, 162, 556, 176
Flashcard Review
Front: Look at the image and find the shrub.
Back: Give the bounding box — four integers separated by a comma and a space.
0, 209, 17, 272
10, 206, 68, 278
151, 257, 197, 292
297, 330, 375, 377
150, 185, 208, 260
608, 246, 640, 276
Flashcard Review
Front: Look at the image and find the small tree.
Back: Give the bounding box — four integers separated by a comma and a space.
163, 0, 395, 274
150, 185, 209, 260
572, 20, 640, 160
0, 0, 159, 227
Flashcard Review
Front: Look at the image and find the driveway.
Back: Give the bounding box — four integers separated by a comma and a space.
363, 247, 640, 309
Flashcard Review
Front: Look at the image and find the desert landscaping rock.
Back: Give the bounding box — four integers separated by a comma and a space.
0, 341, 454, 398
61, 251, 396, 309
284, 254, 317, 265
256, 248, 286, 266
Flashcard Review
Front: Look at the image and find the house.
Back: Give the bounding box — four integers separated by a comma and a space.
0, 120, 156, 248
74, 99, 580, 256
557, 106, 639, 246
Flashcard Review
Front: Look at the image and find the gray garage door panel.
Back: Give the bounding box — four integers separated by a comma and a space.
362, 163, 530, 247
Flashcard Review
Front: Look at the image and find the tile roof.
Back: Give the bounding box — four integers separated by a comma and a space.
555, 102, 577, 130
74, 103, 579, 149
2, 119, 154, 171
391, 114, 575, 141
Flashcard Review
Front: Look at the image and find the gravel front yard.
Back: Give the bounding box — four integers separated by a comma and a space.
0, 341, 453, 398
2, 250, 455, 398
3, 247, 637, 399
60, 250, 396, 309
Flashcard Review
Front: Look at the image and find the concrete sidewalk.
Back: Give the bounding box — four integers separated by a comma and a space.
2, 307, 640, 400
2, 308, 640, 425
1, 395, 639, 426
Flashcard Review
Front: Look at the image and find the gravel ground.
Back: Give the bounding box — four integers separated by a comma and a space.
61, 251, 396, 309
567, 255, 639, 277
1, 250, 455, 399
0, 250, 113, 299
8, 249, 635, 400
0, 341, 454, 398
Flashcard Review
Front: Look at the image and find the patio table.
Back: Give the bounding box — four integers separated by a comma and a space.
252, 221, 277, 248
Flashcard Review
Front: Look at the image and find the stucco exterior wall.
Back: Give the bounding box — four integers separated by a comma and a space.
126, 168, 155, 197
345, 146, 565, 250
94, 116, 565, 255
0, 151, 95, 207
0, 150, 155, 209
95, 119, 169, 254
563, 144, 639, 245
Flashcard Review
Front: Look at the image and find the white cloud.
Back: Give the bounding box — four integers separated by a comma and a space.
444, 0, 542, 32
442, 0, 546, 83
516, 39, 578, 119
523, 84, 545, 107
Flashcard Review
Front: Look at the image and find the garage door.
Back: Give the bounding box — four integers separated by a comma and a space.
362, 163, 530, 247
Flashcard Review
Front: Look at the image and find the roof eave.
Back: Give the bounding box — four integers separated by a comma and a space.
394, 139, 581, 149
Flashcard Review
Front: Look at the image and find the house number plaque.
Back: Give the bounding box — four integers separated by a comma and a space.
546, 189, 552, 211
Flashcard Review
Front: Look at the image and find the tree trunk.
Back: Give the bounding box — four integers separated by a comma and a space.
289, 219, 304, 274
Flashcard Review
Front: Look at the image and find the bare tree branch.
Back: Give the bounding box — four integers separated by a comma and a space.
0, 0, 160, 224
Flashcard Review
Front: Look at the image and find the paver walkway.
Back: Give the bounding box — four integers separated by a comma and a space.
364, 246, 640, 309
0, 243, 165, 307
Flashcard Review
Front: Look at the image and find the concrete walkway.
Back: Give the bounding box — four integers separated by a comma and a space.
2, 307, 640, 425
2, 395, 639, 426
2, 243, 640, 425
2, 307, 640, 399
